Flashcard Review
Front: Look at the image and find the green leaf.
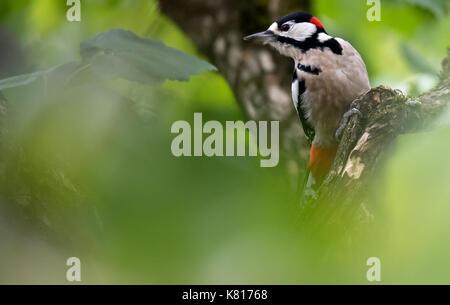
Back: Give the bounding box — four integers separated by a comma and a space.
0, 61, 83, 91
0, 29, 216, 95
0, 71, 45, 91
80, 29, 217, 84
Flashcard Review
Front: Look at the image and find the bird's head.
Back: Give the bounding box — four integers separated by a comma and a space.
244, 12, 328, 58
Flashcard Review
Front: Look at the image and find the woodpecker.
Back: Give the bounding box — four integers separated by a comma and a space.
244, 12, 370, 185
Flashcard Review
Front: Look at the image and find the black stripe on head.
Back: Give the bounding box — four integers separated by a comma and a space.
277, 32, 343, 55
276, 12, 313, 26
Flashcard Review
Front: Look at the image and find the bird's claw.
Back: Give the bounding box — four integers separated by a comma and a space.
335, 108, 362, 141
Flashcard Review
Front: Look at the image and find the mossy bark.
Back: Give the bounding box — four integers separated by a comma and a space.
302, 49, 450, 227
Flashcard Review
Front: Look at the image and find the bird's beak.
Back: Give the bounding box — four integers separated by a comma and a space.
243, 30, 275, 43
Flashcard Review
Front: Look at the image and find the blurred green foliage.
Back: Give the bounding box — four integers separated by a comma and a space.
0, 0, 449, 284
314, 0, 449, 94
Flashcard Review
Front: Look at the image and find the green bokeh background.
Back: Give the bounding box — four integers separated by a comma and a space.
0, 0, 449, 284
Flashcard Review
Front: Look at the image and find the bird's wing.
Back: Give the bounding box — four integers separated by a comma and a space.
292, 70, 315, 145
297, 93, 315, 145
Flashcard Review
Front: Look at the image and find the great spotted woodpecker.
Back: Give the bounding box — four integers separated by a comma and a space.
244, 12, 370, 185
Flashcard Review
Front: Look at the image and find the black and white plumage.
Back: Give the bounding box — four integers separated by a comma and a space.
245, 12, 370, 147
292, 69, 314, 145
244, 12, 371, 182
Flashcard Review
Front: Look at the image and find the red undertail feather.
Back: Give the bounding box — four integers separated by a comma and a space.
308, 144, 338, 183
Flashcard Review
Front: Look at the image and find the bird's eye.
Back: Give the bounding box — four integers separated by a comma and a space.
280, 24, 290, 31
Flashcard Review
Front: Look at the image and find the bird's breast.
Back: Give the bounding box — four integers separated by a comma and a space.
294, 42, 370, 146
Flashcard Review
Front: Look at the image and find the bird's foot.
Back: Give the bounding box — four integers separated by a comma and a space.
335, 102, 362, 141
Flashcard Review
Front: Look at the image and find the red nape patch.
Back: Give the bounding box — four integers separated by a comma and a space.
310, 16, 324, 28
307, 144, 337, 183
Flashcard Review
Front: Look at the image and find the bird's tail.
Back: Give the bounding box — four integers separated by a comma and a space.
308, 143, 338, 184
298, 144, 338, 203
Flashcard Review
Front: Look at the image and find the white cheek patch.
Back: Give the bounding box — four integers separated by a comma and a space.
268, 22, 278, 32
318, 32, 332, 43
279, 22, 316, 41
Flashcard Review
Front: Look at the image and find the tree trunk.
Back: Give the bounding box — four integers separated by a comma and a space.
159, 0, 311, 182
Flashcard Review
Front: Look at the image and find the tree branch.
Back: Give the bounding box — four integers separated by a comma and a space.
302, 48, 450, 227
